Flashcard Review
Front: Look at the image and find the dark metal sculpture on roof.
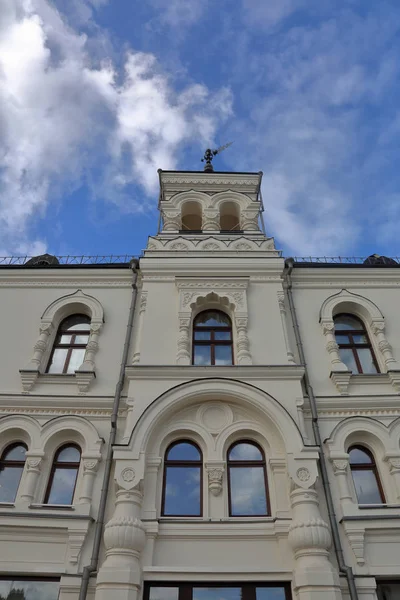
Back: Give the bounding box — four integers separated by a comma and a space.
201, 142, 233, 172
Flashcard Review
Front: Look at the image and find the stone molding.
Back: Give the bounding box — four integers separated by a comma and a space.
146, 235, 277, 253
205, 462, 225, 496
320, 289, 400, 394
20, 289, 104, 394
175, 278, 252, 365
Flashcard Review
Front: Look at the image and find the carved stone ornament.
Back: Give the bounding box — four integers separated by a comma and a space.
330, 371, 351, 395
121, 467, 135, 483
296, 467, 311, 482
26, 457, 42, 471
206, 467, 224, 496
332, 460, 348, 473
389, 458, 400, 471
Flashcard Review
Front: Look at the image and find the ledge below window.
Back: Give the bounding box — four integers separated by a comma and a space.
330, 371, 400, 395
19, 369, 95, 394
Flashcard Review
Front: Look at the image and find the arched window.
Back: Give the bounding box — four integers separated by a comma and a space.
349, 445, 385, 504
44, 444, 81, 505
192, 310, 233, 366
227, 441, 269, 516
334, 314, 379, 374
162, 441, 202, 516
0, 443, 27, 502
181, 201, 202, 231
220, 201, 241, 231
47, 314, 91, 374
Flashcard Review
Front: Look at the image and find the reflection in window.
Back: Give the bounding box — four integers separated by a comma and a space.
0, 443, 27, 503
145, 584, 291, 600
162, 441, 202, 516
0, 579, 59, 600
334, 314, 379, 374
44, 444, 81, 505
192, 310, 233, 366
349, 446, 385, 504
377, 582, 400, 600
47, 314, 90, 374
227, 441, 269, 516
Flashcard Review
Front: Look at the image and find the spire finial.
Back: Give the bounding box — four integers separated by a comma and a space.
201, 142, 233, 172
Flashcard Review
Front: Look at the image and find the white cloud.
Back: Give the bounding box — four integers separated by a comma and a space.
242, 0, 302, 28
0, 0, 232, 255
225, 6, 400, 256
148, 0, 207, 29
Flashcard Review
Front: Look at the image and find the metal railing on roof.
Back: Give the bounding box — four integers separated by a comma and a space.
293, 256, 400, 265
0, 255, 137, 266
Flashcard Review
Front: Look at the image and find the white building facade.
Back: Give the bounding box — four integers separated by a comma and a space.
0, 168, 399, 600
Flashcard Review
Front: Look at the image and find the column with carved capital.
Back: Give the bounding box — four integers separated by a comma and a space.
132, 291, 148, 364
277, 292, 295, 363
321, 320, 348, 371
241, 209, 259, 231
289, 484, 341, 600
95, 482, 146, 600
331, 458, 352, 506
79, 322, 102, 372
20, 322, 54, 391
79, 457, 100, 504
177, 314, 191, 364
370, 321, 398, 369
20, 454, 44, 504
162, 209, 181, 231
203, 208, 220, 231
235, 317, 252, 364
387, 457, 400, 502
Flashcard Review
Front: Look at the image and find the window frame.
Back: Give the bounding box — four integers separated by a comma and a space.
161, 440, 203, 518
0, 442, 27, 503
192, 310, 234, 366
144, 581, 293, 600
46, 314, 91, 375
334, 313, 380, 374
227, 440, 270, 518
348, 445, 385, 505
44, 443, 81, 505
0, 577, 60, 600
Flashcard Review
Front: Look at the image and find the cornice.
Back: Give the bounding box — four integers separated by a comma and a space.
303, 395, 400, 418
0, 270, 132, 288
125, 364, 305, 381
291, 269, 400, 288
0, 395, 114, 417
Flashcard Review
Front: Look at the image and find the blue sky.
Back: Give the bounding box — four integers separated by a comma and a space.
1, 0, 400, 259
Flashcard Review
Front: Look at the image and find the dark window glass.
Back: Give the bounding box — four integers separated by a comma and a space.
47, 314, 91, 374
228, 441, 269, 516
334, 314, 379, 374
145, 583, 292, 600
0, 443, 27, 503
44, 444, 81, 505
377, 582, 400, 600
349, 446, 384, 504
192, 310, 233, 366
162, 441, 202, 517
0, 579, 59, 600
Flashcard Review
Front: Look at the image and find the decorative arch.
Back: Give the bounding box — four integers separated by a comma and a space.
319, 290, 399, 391
176, 279, 251, 365
326, 416, 393, 456
41, 289, 104, 325
21, 290, 105, 393
325, 416, 398, 506
113, 379, 318, 526
319, 289, 384, 323
115, 378, 309, 460
41, 415, 103, 457
0, 414, 41, 453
